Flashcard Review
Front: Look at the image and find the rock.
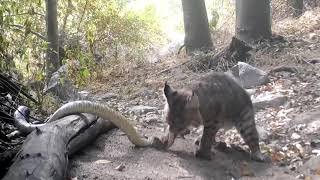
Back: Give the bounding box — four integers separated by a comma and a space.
310, 139, 320, 148
44, 65, 79, 101
246, 89, 256, 96
256, 125, 270, 141
300, 156, 320, 176
115, 164, 125, 171
305, 120, 320, 134
307, 58, 320, 64
129, 105, 158, 115
134, 89, 154, 99
144, 114, 159, 124
253, 94, 288, 110
311, 149, 320, 156
308, 33, 317, 41
295, 174, 305, 179
291, 133, 301, 140
99, 93, 118, 100
290, 107, 320, 134
78, 91, 90, 100
229, 62, 270, 88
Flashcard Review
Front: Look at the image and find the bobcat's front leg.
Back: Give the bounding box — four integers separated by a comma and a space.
194, 126, 217, 160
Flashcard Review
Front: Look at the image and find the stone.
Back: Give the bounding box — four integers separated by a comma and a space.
253, 94, 288, 110
300, 156, 320, 176
291, 133, 301, 140
305, 120, 320, 134
295, 174, 305, 179
78, 91, 90, 100
256, 125, 270, 141
246, 89, 256, 96
144, 114, 159, 124
228, 62, 270, 88
99, 93, 118, 100
308, 33, 317, 41
44, 65, 79, 101
129, 105, 158, 115
290, 106, 320, 134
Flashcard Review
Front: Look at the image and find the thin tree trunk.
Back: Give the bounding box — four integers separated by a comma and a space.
181, 0, 213, 54
235, 0, 272, 44
45, 0, 60, 82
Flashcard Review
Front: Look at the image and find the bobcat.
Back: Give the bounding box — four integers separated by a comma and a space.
160, 72, 268, 162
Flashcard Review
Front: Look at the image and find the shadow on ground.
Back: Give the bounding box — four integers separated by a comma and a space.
67, 128, 297, 180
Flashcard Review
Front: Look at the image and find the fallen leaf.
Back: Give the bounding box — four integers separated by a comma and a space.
304, 176, 312, 180
115, 164, 125, 171
271, 151, 284, 162
94, 159, 112, 164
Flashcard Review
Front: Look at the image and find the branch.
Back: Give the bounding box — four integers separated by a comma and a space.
4, 12, 45, 17
60, 0, 73, 46
62, 0, 73, 32
77, 0, 89, 33
9, 24, 47, 41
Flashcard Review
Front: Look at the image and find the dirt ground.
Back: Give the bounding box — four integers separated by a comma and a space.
69, 53, 320, 180
68, 128, 301, 180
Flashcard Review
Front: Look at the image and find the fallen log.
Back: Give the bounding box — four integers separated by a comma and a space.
3, 110, 115, 180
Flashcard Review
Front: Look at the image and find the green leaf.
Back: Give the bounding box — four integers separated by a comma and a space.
80, 67, 90, 78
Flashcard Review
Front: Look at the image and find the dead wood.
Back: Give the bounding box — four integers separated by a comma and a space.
205, 37, 252, 69
156, 37, 252, 75
3, 113, 115, 180
269, 66, 298, 74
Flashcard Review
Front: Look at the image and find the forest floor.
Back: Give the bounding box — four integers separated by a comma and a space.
65, 9, 320, 180
68, 28, 320, 180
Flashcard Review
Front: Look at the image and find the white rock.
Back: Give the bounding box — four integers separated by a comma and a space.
256, 125, 270, 141
238, 62, 270, 88
129, 105, 158, 115
291, 133, 301, 140
253, 94, 288, 110
311, 149, 320, 156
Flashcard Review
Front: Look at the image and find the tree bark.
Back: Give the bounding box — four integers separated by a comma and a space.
3, 114, 115, 180
289, 0, 304, 17
45, 0, 60, 83
181, 0, 213, 54
235, 0, 272, 44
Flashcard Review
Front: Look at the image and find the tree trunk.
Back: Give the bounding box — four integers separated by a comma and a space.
45, 0, 60, 83
3, 114, 115, 180
289, 0, 304, 17
181, 0, 213, 54
235, 0, 272, 44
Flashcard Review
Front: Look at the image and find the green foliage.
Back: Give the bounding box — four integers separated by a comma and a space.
1, 0, 163, 89
58, 0, 164, 87
206, 0, 235, 29
209, 9, 220, 31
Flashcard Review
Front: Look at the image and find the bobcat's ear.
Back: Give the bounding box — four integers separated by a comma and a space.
164, 81, 177, 98
186, 91, 199, 109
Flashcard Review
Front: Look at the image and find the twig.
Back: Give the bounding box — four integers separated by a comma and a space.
77, 0, 89, 33
0, 73, 38, 103
155, 60, 190, 76
4, 12, 45, 17
9, 24, 47, 41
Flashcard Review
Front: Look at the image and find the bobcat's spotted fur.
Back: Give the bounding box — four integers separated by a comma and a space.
162, 72, 268, 161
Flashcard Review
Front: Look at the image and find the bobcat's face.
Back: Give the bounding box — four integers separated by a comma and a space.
163, 82, 202, 147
